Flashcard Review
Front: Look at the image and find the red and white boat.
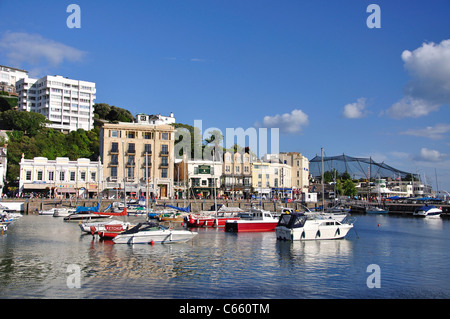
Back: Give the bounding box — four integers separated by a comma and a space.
98, 222, 133, 239
225, 208, 279, 232
185, 205, 242, 227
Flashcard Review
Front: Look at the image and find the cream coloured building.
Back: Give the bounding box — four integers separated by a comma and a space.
222, 151, 252, 199
278, 152, 309, 199
19, 156, 103, 198
251, 161, 292, 198
99, 113, 175, 199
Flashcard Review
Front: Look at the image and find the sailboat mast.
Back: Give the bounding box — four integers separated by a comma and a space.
321, 147, 324, 211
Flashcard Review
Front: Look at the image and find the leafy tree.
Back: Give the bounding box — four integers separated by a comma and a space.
1, 110, 50, 136
343, 179, 357, 197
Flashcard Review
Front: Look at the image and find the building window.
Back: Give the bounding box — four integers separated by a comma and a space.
80, 171, 86, 181
161, 168, 168, 178
111, 130, 119, 138
60, 171, 65, 181
144, 144, 152, 154
128, 143, 135, 154
111, 142, 119, 153
161, 157, 168, 167
161, 144, 169, 155
143, 132, 152, 139
70, 172, 76, 181
48, 171, 54, 181
161, 132, 169, 140
127, 131, 135, 138
26, 170, 32, 181
91, 172, 96, 182
111, 167, 117, 178
37, 171, 43, 181
127, 167, 134, 179
110, 154, 118, 165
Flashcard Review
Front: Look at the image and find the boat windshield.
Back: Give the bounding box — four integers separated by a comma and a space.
121, 222, 160, 234
277, 213, 307, 228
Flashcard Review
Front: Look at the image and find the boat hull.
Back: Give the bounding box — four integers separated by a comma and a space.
64, 214, 112, 222
276, 223, 353, 241
413, 206, 442, 218
113, 229, 198, 244
186, 216, 240, 227
225, 220, 278, 232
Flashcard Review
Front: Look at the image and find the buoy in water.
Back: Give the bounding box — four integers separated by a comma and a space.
377, 224, 381, 227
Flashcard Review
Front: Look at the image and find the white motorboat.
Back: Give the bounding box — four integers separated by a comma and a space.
39, 208, 59, 215
64, 213, 112, 222
53, 208, 76, 217
366, 206, 389, 214
64, 208, 126, 222
275, 212, 355, 241
113, 222, 198, 244
413, 205, 442, 218
282, 207, 348, 222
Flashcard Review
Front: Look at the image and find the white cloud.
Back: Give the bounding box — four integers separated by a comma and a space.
0, 31, 86, 75
417, 148, 447, 162
387, 97, 440, 119
400, 123, 450, 140
343, 98, 368, 119
386, 39, 450, 118
255, 109, 309, 134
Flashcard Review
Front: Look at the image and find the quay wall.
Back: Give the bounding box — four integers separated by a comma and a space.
4, 198, 450, 218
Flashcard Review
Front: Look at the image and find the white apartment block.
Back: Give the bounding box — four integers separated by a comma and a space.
19, 156, 103, 198
16, 75, 96, 132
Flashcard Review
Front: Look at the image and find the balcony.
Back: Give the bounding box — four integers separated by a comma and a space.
110, 148, 119, 154
127, 149, 136, 155
160, 150, 169, 156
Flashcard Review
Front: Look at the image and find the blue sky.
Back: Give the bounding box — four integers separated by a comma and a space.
1, 0, 450, 191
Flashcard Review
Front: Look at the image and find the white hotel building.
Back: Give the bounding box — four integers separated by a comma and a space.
16, 75, 96, 132
19, 156, 103, 198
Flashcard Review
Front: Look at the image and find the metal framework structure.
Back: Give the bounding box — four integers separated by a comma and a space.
309, 154, 417, 180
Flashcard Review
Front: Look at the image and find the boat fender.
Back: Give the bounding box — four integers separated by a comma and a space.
150, 239, 155, 246
335, 228, 340, 236
90, 226, 96, 235
316, 230, 321, 238
301, 231, 305, 239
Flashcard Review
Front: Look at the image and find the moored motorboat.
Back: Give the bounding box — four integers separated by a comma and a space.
185, 205, 242, 227
113, 222, 198, 244
79, 219, 131, 234
53, 208, 76, 217
64, 208, 127, 222
366, 206, 389, 214
225, 208, 278, 232
413, 205, 442, 218
39, 207, 59, 215
275, 212, 355, 241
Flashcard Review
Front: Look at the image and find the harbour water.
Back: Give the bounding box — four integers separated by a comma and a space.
1, 213, 450, 299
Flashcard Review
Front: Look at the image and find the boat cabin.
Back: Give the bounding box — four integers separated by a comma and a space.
277, 213, 307, 229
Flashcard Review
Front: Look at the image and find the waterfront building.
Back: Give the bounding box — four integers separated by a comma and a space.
99, 113, 175, 199
278, 152, 309, 200
18, 155, 103, 198
185, 159, 222, 199
222, 151, 252, 199
251, 160, 292, 199
16, 75, 96, 132
0, 65, 28, 95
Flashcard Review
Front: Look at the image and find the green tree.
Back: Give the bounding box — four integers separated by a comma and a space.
343, 179, 357, 197
1, 110, 50, 136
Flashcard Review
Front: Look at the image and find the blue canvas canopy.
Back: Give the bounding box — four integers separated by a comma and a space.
76, 203, 100, 213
